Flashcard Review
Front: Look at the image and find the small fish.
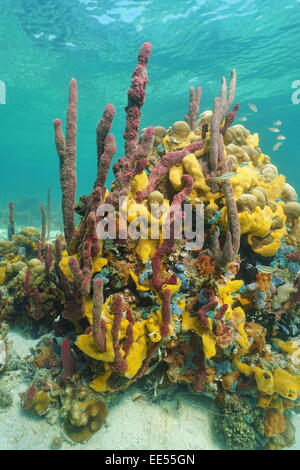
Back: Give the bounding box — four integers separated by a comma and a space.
257, 265, 276, 274
193, 417, 206, 423
273, 120, 282, 126
273, 142, 283, 151
216, 172, 236, 181
238, 116, 248, 122
268, 127, 280, 133
276, 135, 286, 141
248, 103, 258, 112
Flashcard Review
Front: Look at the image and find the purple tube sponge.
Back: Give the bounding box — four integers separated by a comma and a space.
94, 104, 117, 190
111, 295, 127, 374
136, 140, 203, 203
184, 86, 202, 131
54, 78, 78, 249
124, 42, 152, 156
221, 104, 240, 135
123, 323, 134, 358
61, 338, 76, 384
106, 43, 154, 207
8, 202, 15, 240
151, 175, 194, 290
92, 279, 106, 352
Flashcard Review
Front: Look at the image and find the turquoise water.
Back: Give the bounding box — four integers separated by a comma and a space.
0, 0, 300, 206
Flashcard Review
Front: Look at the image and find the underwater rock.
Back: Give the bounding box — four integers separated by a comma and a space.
264, 408, 286, 438
62, 386, 108, 442
266, 415, 296, 450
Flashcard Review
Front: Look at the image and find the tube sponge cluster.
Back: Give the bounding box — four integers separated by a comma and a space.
0, 43, 300, 450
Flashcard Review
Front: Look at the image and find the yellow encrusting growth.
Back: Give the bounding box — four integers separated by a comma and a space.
233, 358, 300, 402
58, 251, 108, 282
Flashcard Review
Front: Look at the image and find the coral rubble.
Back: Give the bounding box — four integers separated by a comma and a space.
1, 42, 300, 450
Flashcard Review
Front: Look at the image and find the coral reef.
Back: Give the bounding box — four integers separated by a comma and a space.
1, 42, 300, 450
